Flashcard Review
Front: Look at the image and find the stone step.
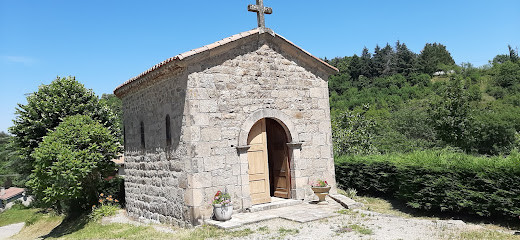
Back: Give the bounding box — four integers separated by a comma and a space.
328, 194, 364, 209
248, 197, 303, 213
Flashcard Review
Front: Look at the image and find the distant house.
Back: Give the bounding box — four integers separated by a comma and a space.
433, 70, 455, 76
0, 187, 31, 210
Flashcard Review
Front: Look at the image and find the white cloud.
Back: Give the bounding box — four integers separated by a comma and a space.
1, 56, 36, 64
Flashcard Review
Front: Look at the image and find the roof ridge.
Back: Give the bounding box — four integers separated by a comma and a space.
114, 28, 337, 97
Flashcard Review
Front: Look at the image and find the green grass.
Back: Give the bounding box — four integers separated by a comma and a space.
9, 210, 255, 240
349, 224, 373, 235
355, 195, 429, 219
336, 224, 373, 235
0, 204, 42, 227
46, 220, 254, 240
278, 227, 300, 236
11, 214, 63, 240
45, 222, 174, 240
88, 204, 120, 221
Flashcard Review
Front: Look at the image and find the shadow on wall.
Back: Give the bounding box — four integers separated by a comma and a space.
124, 74, 187, 155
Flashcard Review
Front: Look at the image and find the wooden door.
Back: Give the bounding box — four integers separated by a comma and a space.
266, 119, 291, 198
247, 119, 271, 205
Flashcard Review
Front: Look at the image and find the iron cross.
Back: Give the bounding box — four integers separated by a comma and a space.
248, 0, 272, 28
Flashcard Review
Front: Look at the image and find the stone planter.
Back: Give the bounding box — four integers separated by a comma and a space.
213, 204, 233, 221
311, 186, 331, 202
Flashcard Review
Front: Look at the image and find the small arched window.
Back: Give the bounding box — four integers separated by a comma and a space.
140, 121, 145, 149
165, 115, 172, 146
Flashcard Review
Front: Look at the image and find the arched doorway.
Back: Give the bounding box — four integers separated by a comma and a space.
247, 118, 291, 205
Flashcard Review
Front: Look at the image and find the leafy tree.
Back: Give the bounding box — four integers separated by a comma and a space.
471, 110, 517, 155
492, 60, 520, 89
0, 132, 18, 187
100, 94, 123, 144
492, 55, 510, 65
9, 76, 120, 182
348, 54, 362, 81
429, 76, 473, 150
409, 73, 431, 87
27, 115, 120, 212
332, 106, 378, 155
418, 43, 455, 75
328, 56, 352, 95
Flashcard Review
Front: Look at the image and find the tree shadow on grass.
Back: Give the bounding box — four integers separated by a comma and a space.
41, 212, 89, 239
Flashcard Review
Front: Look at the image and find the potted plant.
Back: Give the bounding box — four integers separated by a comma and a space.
212, 190, 232, 221
310, 179, 331, 202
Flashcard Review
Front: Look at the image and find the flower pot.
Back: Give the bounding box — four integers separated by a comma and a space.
213, 204, 233, 221
311, 186, 331, 202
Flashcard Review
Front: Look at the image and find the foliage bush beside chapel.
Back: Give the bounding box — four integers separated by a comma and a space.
7, 77, 123, 213
328, 43, 520, 220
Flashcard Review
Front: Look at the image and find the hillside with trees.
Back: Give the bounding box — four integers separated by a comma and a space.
326, 43, 520, 156
329, 43, 520, 221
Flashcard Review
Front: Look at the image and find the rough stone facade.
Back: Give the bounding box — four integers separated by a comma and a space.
116, 28, 338, 226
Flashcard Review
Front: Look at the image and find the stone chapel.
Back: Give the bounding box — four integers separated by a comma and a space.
114, 1, 338, 226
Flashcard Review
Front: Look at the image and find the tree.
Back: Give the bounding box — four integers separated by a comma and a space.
331, 106, 379, 156
100, 94, 123, 144
27, 115, 120, 212
372, 44, 396, 77
395, 41, 417, 77
9, 76, 120, 182
508, 45, 519, 63
418, 43, 455, 75
348, 54, 362, 82
429, 76, 473, 151
359, 47, 373, 78
0, 132, 18, 187
493, 61, 520, 89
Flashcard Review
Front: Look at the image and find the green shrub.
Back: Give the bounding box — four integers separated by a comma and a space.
27, 114, 120, 213
89, 204, 120, 221
335, 150, 520, 220
331, 108, 378, 156
98, 176, 125, 207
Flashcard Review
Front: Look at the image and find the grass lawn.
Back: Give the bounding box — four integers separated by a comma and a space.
0, 205, 43, 227
3, 198, 520, 240
3, 207, 254, 240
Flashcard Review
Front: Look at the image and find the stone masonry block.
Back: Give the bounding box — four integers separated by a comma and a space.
309, 88, 323, 98
188, 172, 212, 189
200, 127, 222, 141
204, 155, 225, 172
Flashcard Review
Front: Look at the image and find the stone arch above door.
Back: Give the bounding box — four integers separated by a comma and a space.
237, 109, 299, 147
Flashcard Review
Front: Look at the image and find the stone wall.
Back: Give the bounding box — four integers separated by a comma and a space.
121, 70, 193, 226
183, 36, 336, 220
121, 33, 335, 225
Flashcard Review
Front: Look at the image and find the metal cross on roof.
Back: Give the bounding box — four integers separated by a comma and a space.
248, 0, 272, 28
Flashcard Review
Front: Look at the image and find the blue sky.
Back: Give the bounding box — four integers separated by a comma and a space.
1, 0, 519, 133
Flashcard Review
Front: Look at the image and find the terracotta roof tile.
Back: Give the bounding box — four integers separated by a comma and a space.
0, 187, 25, 201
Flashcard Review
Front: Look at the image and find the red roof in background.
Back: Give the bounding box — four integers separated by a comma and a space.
112, 155, 124, 165
0, 187, 25, 201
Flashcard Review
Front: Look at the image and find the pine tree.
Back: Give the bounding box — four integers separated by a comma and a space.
418, 43, 455, 75
395, 41, 417, 77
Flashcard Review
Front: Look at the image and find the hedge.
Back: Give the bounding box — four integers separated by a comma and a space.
335, 150, 520, 220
